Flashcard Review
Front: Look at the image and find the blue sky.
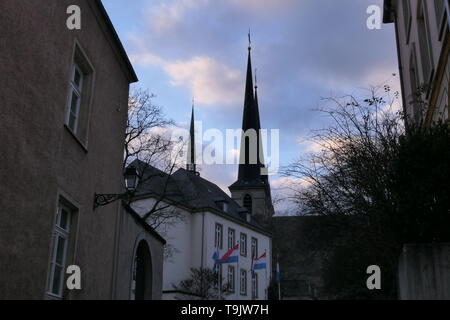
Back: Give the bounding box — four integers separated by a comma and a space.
102, 0, 400, 213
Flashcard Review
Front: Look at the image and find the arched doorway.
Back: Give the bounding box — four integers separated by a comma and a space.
131, 240, 153, 300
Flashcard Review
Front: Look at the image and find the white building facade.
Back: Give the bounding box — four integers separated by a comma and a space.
131, 169, 272, 300
384, 0, 449, 126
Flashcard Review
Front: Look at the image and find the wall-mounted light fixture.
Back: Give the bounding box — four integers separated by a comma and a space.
93, 167, 139, 210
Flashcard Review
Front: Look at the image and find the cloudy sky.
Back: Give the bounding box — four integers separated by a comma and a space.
102, 0, 400, 213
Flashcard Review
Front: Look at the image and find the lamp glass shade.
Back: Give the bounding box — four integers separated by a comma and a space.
124, 167, 138, 191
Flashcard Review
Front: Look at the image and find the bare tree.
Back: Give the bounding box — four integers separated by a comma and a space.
282, 79, 450, 298
124, 88, 187, 245
124, 87, 174, 171
173, 267, 231, 300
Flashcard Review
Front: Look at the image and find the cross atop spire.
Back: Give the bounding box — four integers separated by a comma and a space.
248, 29, 251, 51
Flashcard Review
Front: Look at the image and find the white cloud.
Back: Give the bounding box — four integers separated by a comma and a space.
147, 0, 208, 35
164, 56, 242, 105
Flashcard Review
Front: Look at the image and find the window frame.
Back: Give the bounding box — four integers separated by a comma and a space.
227, 265, 235, 293
251, 237, 258, 260
216, 264, 223, 289
215, 223, 223, 250
47, 203, 72, 298
64, 41, 95, 149
228, 228, 235, 250
240, 269, 247, 296
240, 233, 247, 257
67, 63, 84, 134
252, 272, 258, 299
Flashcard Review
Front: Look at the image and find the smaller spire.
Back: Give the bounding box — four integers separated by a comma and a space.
186, 100, 197, 174
248, 29, 252, 51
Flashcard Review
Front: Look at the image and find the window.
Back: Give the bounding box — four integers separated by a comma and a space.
228, 228, 235, 250
252, 273, 258, 299
240, 233, 247, 257
65, 43, 94, 145
47, 202, 73, 297
215, 223, 223, 249
243, 194, 252, 214
227, 265, 235, 292
251, 237, 258, 259
403, 0, 412, 43
67, 64, 83, 133
417, 1, 434, 85
240, 269, 247, 295
214, 264, 223, 289
215, 200, 228, 213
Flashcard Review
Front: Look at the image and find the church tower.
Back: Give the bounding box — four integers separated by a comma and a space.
229, 38, 274, 224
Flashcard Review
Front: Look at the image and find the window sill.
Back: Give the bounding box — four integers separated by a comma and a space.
46, 292, 63, 300
64, 124, 88, 153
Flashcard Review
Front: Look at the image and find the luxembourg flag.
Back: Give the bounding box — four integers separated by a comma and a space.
218, 244, 239, 264
253, 252, 267, 270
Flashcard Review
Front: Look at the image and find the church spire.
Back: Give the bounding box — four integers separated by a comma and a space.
229, 34, 274, 223
236, 36, 264, 184
186, 100, 197, 173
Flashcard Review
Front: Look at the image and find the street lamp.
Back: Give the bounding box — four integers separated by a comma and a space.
124, 167, 139, 191
93, 167, 139, 210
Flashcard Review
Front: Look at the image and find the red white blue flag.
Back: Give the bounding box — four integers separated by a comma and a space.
252, 252, 267, 271
215, 244, 239, 264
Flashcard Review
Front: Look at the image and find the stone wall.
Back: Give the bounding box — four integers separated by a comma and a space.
398, 243, 450, 300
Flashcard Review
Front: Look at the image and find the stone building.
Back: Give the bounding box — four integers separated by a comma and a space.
383, 0, 449, 125
0, 0, 164, 299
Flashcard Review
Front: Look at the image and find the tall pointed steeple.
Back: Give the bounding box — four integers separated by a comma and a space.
229, 34, 274, 223
186, 101, 197, 173
254, 70, 267, 180
235, 37, 264, 185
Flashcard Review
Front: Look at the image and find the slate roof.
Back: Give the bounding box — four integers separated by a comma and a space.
130, 160, 270, 235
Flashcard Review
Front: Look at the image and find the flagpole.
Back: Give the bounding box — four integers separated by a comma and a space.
219, 270, 221, 300
264, 250, 267, 300
237, 241, 239, 300
277, 254, 281, 300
